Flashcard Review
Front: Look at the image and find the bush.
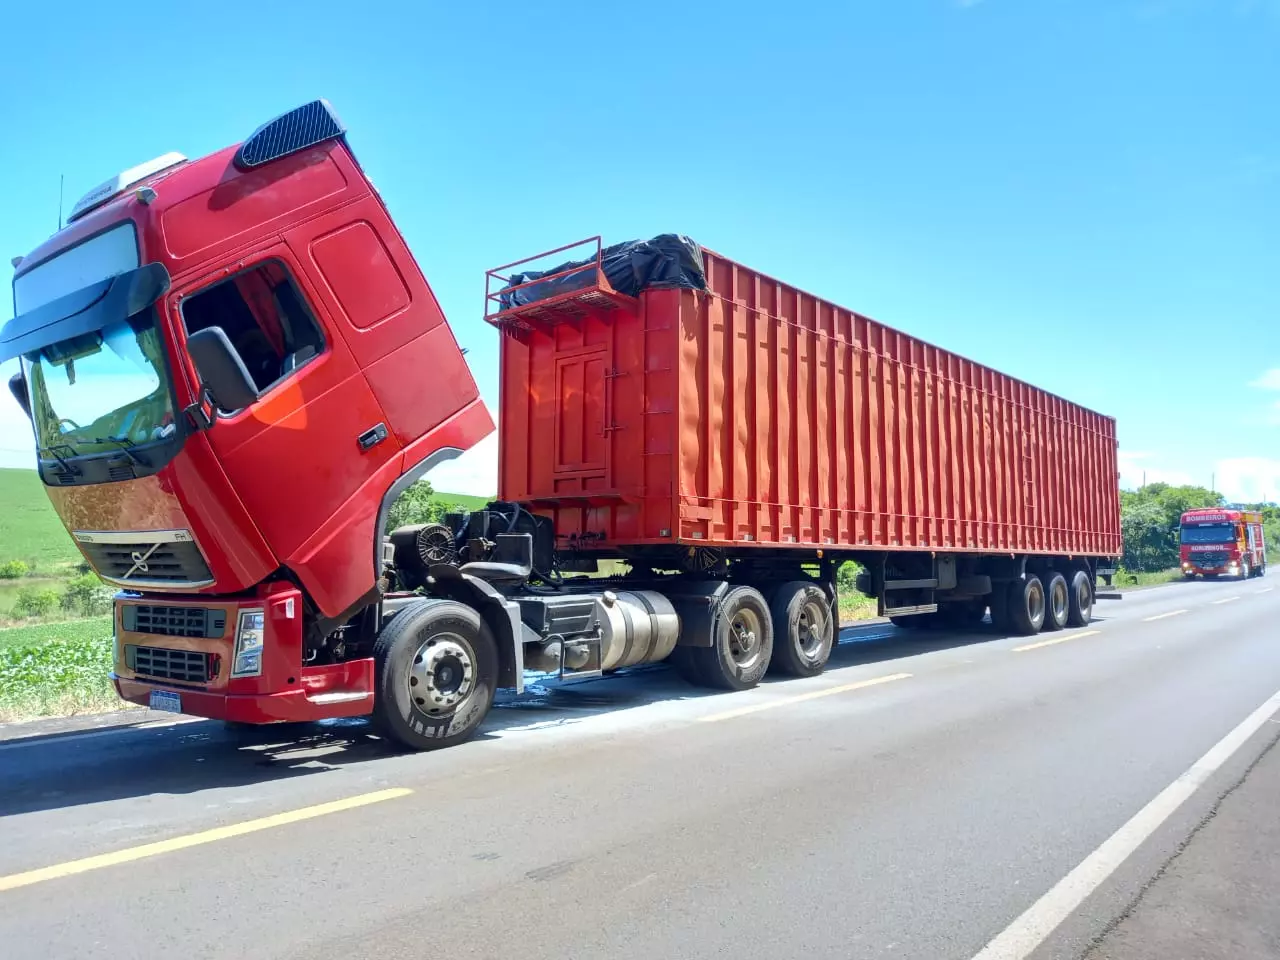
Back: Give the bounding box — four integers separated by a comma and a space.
0, 560, 30, 579
13, 587, 60, 618
61, 573, 113, 617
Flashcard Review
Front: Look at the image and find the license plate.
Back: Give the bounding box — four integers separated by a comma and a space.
149, 690, 182, 714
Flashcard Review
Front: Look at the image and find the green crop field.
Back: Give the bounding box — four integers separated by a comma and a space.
429, 492, 493, 512
0, 616, 117, 720
0, 468, 82, 571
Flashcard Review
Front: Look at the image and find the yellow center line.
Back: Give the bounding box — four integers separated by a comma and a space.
699, 672, 913, 723
1012, 629, 1101, 653
1144, 609, 1188, 622
0, 787, 413, 893
1211, 597, 1240, 605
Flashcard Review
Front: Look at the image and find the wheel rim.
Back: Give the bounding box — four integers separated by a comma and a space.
1050, 581, 1068, 623
1027, 581, 1046, 624
796, 597, 830, 659
408, 632, 476, 716
728, 608, 765, 670
1076, 577, 1091, 614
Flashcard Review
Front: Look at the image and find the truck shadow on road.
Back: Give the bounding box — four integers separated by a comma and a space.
0, 618, 1090, 819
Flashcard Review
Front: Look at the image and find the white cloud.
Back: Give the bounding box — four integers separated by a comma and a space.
1214, 457, 1280, 504
420, 432, 498, 498
1250, 368, 1280, 391
1117, 449, 1194, 490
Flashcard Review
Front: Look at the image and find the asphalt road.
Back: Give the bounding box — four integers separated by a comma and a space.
1, 576, 1278, 960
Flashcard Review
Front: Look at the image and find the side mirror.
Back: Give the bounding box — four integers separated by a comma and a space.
8, 371, 31, 419
187, 328, 258, 414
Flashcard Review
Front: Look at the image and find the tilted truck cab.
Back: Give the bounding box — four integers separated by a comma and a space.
5, 100, 1122, 751
3, 101, 493, 727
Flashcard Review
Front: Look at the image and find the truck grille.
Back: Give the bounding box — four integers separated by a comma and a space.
73, 530, 214, 588
126, 645, 217, 684
1192, 552, 1228, 567
121, 605, 226, 639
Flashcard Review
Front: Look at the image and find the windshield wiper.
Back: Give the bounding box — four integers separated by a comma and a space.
89, 435, 151, 467
38, 444, 81, 476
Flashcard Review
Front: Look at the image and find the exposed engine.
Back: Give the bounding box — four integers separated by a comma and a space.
388, 501, 556, 591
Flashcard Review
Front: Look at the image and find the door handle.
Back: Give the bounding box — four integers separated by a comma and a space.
358, 423, 389, 451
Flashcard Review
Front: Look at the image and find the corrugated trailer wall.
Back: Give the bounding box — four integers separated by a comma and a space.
498, 248, 1121, 558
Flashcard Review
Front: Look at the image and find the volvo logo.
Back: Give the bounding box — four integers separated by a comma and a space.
123, 543, 161, 580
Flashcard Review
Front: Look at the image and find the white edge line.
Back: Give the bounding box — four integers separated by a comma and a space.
1211, 597, 1240, 605
968, 685, 1280, 960
1143, 609, 1187, 622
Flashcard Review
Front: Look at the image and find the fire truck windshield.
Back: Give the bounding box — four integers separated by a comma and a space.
23, 312, 177, 458
1180, 522, 1237, 544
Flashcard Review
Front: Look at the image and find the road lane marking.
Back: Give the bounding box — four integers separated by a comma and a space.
1211, 596, 1240, 605
1143, 610, 1188, 622
1258, 588, 1274, 594
968, 684, 1280, 960
698, 673, 912, 723
0, 788, 413, 893
1011, 630, 1100, 653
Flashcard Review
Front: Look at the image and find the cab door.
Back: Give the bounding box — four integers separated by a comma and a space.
170, 243, 401, 569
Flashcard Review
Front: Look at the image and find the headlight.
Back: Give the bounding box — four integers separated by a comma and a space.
232, 609, 265, 677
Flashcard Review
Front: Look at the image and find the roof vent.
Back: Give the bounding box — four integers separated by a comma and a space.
66, 152, 187, 223
234, 99, 346, 170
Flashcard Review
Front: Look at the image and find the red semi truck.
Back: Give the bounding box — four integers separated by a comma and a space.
3, 101, 1121, 751
1179, 508, 1267, 580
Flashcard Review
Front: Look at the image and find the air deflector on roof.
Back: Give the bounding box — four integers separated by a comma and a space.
234, 100, 347, 170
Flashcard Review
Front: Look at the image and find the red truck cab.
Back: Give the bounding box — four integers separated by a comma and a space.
1179, 508, 1268, 580
3, 100, 493, 723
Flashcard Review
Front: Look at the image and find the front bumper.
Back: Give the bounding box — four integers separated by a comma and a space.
113, 659, 375, 723
113, 583, 375, 724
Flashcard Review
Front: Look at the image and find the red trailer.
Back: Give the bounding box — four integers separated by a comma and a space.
492, 238, 1121, 563
4, 101, 1122, 752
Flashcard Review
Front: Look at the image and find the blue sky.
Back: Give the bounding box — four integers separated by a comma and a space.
1, 0, 1277, 500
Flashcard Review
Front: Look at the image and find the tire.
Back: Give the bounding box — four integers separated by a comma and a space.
769, 582, 835, 677
1066, 570, 1093, 627
1042, 572, 1069, 632
1007, 575, 1046, 637
940, 599, 987, 630
1239, 560, 1251, 581
372, 599, 498, 751
688, 586, 774, 691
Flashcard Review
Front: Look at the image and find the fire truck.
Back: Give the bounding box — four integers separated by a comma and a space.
1179, 508, 1268, 580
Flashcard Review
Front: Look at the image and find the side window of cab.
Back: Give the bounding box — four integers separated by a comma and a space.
181, 259, 325, 397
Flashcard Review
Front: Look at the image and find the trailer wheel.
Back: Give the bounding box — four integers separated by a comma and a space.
1066, 571, 1093, 627
690, 586, 774, 691
1042, 573, 1069, 632
769, 582, 834, 677
1007, 576, 1046, 636
372, 600, 497, 751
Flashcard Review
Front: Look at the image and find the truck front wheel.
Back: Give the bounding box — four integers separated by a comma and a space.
769, 582, 834, 677
372, 600, 498, 751
1007, 576, 1046, 636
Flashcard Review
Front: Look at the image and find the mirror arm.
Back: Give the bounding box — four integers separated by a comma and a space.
183, 385, 218, 431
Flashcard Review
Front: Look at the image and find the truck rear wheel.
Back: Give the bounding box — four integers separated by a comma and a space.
1067, 570, 1093, 627
688, 586, 774, 691
1042, 573, 1069, 632
769, 582, 834, 677
372, 600, 498, 751
1007, 576, 1046, 636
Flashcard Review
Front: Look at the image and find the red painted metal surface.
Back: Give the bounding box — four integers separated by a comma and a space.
1179, 509, 1267, 574
496, 242, 1121, 558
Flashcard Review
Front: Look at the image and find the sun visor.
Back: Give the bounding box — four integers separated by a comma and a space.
0, 262, 171, 364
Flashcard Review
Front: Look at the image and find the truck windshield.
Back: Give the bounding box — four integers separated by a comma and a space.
23, 310, 176, 456
1180, 523, 1236, 544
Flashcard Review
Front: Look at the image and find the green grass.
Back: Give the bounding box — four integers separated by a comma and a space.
0, 616, 119, 721
430, 492, 493, 512
0, 468, 83, 571
1113, 568, 1184, 589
